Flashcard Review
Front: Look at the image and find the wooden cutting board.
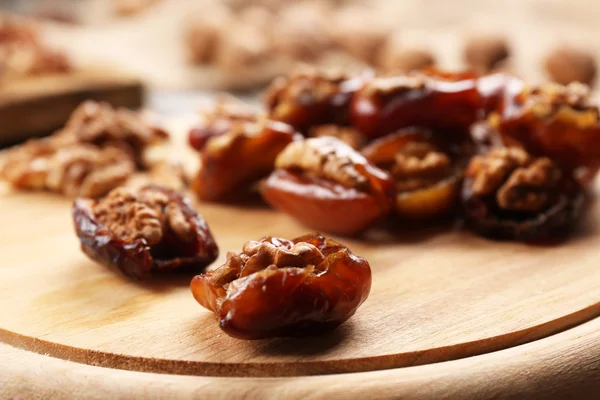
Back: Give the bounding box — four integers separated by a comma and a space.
0, 67, 143, 146
1, 120, 600, 395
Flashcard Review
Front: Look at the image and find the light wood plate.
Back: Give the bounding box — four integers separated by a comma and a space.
1, 168, 600, 377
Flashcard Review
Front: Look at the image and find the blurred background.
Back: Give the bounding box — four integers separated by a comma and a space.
2, 0, 600, 117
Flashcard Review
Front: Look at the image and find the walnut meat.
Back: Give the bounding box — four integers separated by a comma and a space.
361, 129, 459, 220
191, 233, 371, 339
544, 45, 596, 86
262, 137, 393, 235
0, 140, 134, 198
462, 147, 584, 241
308, 124, 366, 149
274, 136, 373, 190
56, 101, 168, 167
189, 96, 261, 151
0, 101, 168, 198
73, 185, 218, 279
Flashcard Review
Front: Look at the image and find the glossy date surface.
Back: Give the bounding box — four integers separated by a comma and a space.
190, 233, 372, 339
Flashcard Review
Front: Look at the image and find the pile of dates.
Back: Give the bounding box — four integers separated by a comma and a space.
189, 67, 599, 242
67, 66, 600, 340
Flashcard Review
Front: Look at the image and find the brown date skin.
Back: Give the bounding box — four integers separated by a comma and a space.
191, 120, 297, 201
261, 138, 394, 236
266, 70, 374, 134
362, 129, 461, 220
350, 71, 519, 139
262, 169, 393, 235
188, 120, 233, 151
188, 110, 257, 151
461, 176, 585, 242
73, 186, 219, 280
493, 84, 600, 170
190, 234, 372, 340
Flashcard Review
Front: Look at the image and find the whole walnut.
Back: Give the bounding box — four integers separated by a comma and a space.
544, 45, 597, 86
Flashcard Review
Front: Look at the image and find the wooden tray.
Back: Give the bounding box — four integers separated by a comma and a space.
0, 122, 600, 397
0, 67, 143, 146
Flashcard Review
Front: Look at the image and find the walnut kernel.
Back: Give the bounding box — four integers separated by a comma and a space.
274, 137, 370, 190
308, 125, 366, 149
466, 147, 561, 212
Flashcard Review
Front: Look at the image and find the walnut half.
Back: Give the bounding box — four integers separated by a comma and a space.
56, 100, 169, 167
361, 130, 459, 220
462, 147, 584, 241
73, 185, 219, 279
262, 137, 393, 235
274, 136, 372, 190
0, 140, 134, 198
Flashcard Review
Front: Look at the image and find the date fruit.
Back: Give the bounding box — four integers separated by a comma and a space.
362, 129, 461, 220
265, 66, 374, 133
190, 233, 372, 339
261, 137, 394, 235
191, 116, 297, 201
73, 185, 218, 279
491, 81, 600, 170
461, 147, 584, 242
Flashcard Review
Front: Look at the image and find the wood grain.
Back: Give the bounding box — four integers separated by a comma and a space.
1, 119, 600, 378
1, 311, 600, 399
0, 67, 143, 145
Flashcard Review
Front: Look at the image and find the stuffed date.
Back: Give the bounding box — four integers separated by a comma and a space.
190, 233, 372, 339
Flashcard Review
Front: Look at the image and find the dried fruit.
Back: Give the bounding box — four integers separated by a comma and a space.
462, 147, 584, 241
261, 137, 393, 235
73, 185, 218, 279
544, 45, 596, 86
265, 66, 374, 133
350, 70, 481, 138
191, 115, 297, 201
362, 129, 461, 219
188, 97, 260, 151
491, 81, 600, 169
191, 233, 371, 339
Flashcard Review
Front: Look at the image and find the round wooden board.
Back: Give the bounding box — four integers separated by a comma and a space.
1, 176, 600, 377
